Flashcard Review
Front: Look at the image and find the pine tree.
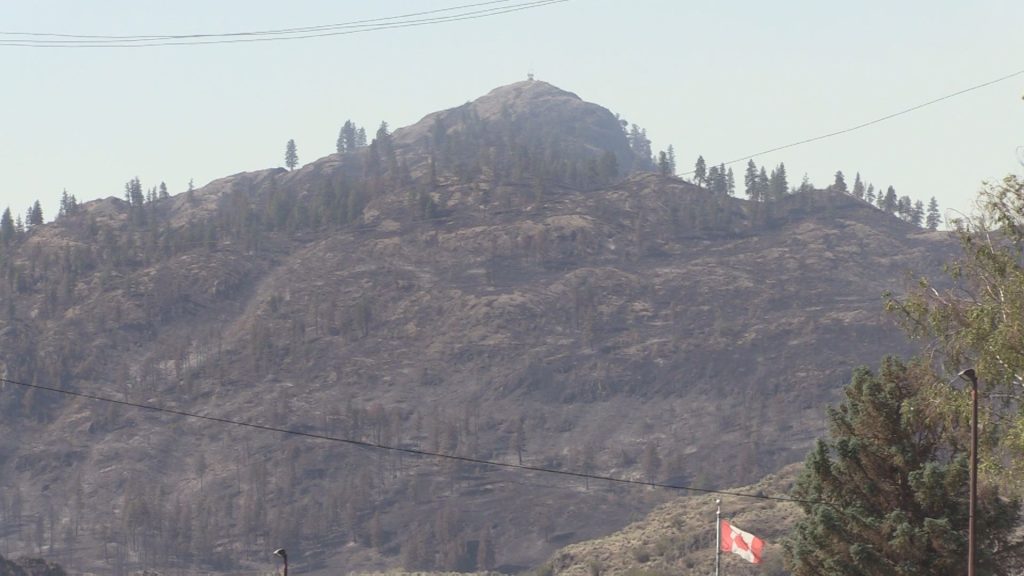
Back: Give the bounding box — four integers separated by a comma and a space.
726, 167, 736, 196
159, 181, 169, 200
124, 177, 144, 207
694, 155, 707, 187
338, 120, 358, 152
285, 139, 298, 170
785, 357, 1023, 575
657, 151, 671, 176
831, 170, 848, 194
744, 160, 759, 201
883, 185, 898, 213
852, 172, 865, 199
59, 189, 73, 218
666, 145, 677, 175
769, 162, 788, 201
911, 199, 925, 227
28, 200, 43, 226
706, 163, 718, 186
756, 166, 770, 201
710, 165, 728, 195
798, 173, 814, 194
897, 195, 912, 221
926, 197, 941, 230
0, 207, 14, 245
627, 125, 653, 170
866, 183, 876, 205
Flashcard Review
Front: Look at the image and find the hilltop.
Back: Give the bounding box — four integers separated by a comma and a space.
0, 80, 953, 574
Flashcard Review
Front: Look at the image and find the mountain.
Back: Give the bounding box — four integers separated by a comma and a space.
0, 80, 953, 574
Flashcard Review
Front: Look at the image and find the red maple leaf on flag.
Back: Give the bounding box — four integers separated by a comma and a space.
720, 519, 764, 564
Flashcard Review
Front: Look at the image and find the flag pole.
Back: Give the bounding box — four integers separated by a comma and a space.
715, 498, 721, 576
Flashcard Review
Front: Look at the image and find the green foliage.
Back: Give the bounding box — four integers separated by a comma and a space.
784, 357, 1023, 575
887, 174, 1024, 488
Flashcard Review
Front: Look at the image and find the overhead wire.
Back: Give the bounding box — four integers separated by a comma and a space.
0, 0, 521, 40
0, 0, 568, 48
0, 376, 823, 506
679, 66, 1024, 177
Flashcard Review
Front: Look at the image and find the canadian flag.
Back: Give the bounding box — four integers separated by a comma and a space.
720, 519, 764, 564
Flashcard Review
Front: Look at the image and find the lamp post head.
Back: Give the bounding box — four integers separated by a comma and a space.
958, 368, 978, 385
274, 548, 287, 560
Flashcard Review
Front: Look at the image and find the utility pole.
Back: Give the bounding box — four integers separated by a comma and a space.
958, 368, 978, 576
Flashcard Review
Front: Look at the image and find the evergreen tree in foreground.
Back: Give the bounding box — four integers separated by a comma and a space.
785, 357, 1023, 575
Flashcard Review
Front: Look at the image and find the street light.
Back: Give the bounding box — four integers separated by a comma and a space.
958, 368, 979, 576
273, 548, 288, 576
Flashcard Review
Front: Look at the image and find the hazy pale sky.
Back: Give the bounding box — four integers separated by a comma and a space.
2, 0, 1022, 224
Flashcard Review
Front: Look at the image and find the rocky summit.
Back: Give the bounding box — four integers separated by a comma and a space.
0, 81, 953, 574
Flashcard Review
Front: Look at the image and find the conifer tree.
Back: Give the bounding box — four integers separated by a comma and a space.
158, 181, 169, 200
658, 151, 671, 176
866, 183, 876, 205
912, 199, 925, 227
925, 197, 941, 230
0, 207, 14, 244
710, 165, 728, 195
852, 172, 865, 199
897, 195, 912, 221
769, 162, 788, 201
798, 173, 814, 194
706, 163, 718, 185
756, 166, 770, 201
58, 189, 76, 218
726, 167, 736, 196
831, 170, 848, 194
694, 155, 707, 187
338, 120, 358, 152
28, 200, 43, 226
285, 139, 298, 171
744, 160, 759, 201
882, 185, 898, 213
785, 357, 1023, 575
666, 145, 677, 175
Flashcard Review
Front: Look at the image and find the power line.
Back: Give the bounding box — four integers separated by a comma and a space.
680, 67, 1024, 177
0, 376, 820, 506
0, 0, 568, 48
0, 0, 520, 40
